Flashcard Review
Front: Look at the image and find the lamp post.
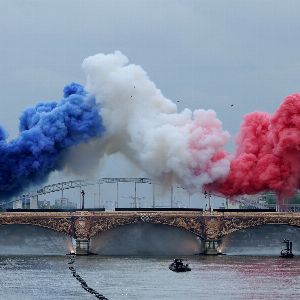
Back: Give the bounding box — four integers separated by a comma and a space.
171, 185, 174, 208
81, 190, 85, 210
98, 181, 102, 208
134, 181, 137, 208
152, 183, 156, 208
116, 181, 119, 209
204, 190, 212, 211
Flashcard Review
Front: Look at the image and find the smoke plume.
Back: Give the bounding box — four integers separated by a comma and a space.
212, 93, 300, 202
2, 51, 300, 204
0, 83, 104, 199
81, 51, 231, 191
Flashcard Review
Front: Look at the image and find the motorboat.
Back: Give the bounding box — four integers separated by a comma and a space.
169, 258, 191, 272
280, 239, 294, 258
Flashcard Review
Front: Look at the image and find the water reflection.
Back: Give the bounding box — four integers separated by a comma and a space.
0, 255, 300, 300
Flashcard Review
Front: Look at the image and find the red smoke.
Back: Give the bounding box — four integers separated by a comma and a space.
212, 93, 300, 203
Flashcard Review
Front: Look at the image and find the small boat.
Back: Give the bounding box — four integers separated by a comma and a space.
280, 239, 294, 258
169, 258, 191, 272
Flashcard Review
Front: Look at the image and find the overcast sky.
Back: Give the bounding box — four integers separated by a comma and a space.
1, 0, 300, 201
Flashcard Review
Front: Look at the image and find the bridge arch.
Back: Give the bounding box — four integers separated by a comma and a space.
219, 216, 300, 238
0, 216, 73, 237
89, 214, 205, 240
0, 224, 74, 255
219, 223, 300, 255
89, 222, 204, 255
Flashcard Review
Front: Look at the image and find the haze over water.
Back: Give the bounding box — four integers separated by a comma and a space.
0, 255, 300, 300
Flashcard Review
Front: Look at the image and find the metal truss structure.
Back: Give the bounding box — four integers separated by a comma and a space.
36, 178, 151, 195
0, 178, 153, 208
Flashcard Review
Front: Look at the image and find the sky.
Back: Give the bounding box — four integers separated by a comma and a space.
1, 0, 300, 207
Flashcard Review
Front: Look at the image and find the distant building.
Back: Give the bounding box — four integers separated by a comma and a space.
12, 193, 39, 209
30, 195, 38, 209
21, 194, 31, 209
13, 199, 22, 209
38, 199, 51, 209
54, 198, 77, 209
234, 193, 276, 209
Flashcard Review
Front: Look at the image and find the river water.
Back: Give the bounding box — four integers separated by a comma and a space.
0, 255, 300, 300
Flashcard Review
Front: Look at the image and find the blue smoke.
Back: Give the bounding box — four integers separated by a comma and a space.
0, 83, 105, 200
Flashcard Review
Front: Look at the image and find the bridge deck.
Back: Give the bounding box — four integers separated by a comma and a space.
0, 211, 300, 241
1, 211, 300, 217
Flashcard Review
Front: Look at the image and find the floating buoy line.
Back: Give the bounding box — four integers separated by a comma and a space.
68, 256, 109, 300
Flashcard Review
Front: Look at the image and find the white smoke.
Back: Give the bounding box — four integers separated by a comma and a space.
69, 51, 230, 191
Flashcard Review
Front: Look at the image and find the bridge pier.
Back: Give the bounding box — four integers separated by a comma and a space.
75, 239, 90, 255
204, 239, 221, 255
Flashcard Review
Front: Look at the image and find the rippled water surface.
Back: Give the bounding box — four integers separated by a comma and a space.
0, 255, 300, 300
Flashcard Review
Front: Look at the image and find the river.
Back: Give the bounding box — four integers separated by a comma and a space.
0, 255, 299, 300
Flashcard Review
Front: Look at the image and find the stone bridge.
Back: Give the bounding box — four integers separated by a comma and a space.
1, 211, 300, 255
